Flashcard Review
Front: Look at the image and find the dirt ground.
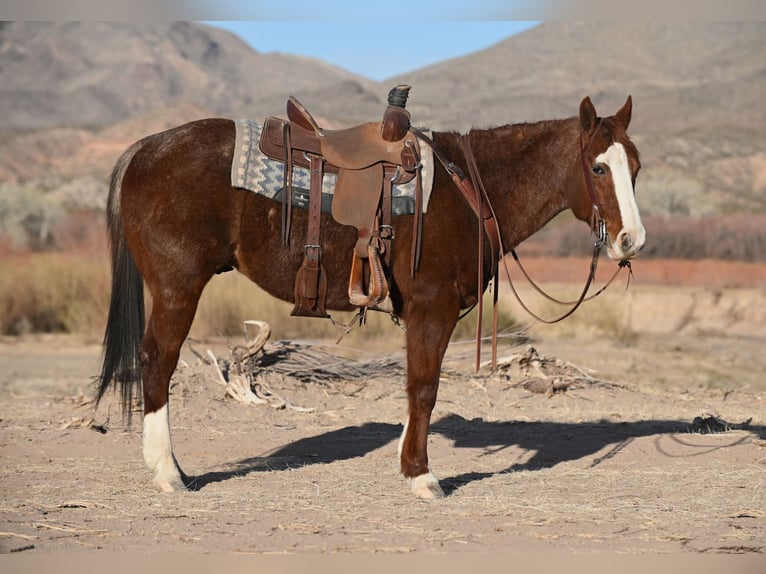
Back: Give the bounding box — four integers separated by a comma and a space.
1, 282, 765, 558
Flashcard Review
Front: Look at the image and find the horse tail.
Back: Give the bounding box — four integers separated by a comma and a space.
96, 141, 146, 420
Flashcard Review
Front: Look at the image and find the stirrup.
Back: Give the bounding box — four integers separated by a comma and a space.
348, 245, 389, 309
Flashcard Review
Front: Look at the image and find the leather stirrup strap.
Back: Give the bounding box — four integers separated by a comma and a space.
381, 167, 394, 267
291, 153, 328, 317
282, 122, 293, 247
411, 129, 500, 268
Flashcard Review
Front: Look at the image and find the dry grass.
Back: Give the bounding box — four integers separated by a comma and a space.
0, 253, 110, 336
0, 251, 402, 342
2, 246, 765, 340
3, 207, 766, 338
502, 255, 766, 289
191, 272, 401, 344
193, 273, 523, 346
0, 246, 525, 343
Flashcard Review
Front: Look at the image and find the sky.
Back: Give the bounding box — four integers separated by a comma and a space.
203, 21, 541, 82
6, 1, 761, 80
5, 0, 763, 25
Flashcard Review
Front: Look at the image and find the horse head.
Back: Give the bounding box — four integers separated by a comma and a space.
567, 96, 645, 261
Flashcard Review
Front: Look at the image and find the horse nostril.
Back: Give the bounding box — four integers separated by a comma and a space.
619, 231, 633, 251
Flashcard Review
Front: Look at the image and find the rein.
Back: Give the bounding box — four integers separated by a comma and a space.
413, 126, 632, 372
413, 129, 502, 371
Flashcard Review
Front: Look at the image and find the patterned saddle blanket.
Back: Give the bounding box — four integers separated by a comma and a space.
230, 119, 435, 215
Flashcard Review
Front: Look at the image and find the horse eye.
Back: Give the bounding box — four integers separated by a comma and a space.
592, 164, 605, 176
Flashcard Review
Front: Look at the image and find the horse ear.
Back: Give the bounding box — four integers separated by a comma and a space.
579, 96, 597, 132
615, 95, 632, 130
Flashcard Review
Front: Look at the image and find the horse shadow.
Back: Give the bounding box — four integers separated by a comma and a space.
189, 414, 765, 495
188, 421, 400, 490
430, 415, 763, 496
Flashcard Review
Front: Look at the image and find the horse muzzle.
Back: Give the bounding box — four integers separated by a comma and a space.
607, 226, 646, 261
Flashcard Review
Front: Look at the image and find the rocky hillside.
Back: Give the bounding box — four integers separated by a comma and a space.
0, 21, 370, 131
1, 21, 764, 249
393, 21, 766, 216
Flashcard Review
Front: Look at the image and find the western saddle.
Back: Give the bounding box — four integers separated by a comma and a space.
259, 85, 422, 318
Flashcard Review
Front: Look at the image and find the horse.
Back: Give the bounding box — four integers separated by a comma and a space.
96, 94, 645, 499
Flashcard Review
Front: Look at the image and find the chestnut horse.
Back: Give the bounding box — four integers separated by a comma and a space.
97, 95, 644, 498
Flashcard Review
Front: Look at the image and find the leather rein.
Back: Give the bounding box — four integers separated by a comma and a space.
412, 125, 632, 371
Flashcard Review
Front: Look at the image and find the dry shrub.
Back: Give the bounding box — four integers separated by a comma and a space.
641, 214, 766, 261
525, 214, 766, 262
0, 207, 111, 336
192, 273, 525, 346
520, 287, 639, 345
191, 271, 402, 344
46, 209, 107, 256
450, 289, 523, 344
0, 252, 110, 336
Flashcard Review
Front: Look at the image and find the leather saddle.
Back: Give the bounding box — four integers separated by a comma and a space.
259, 85, 422, 318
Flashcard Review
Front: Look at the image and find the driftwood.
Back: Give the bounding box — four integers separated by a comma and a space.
248, 341, 404, 384
188, 320, 405, 410
484, 345, 620, 396
190, 325, 617, 406
204, 321, 313, 411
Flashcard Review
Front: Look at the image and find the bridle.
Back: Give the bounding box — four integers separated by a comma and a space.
580, 120, 608, 247
413, 123, 633, 372
508, 120, 633, 314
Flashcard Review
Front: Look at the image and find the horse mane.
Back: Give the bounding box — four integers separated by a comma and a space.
465, 117, 581, 167
470, 115, 639, 168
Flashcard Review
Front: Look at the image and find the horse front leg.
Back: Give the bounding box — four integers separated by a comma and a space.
399, 298, 459, 499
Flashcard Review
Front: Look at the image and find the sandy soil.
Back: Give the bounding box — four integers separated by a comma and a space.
1, 282, 765, 557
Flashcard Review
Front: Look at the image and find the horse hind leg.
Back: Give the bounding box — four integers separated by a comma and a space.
142, 400, 186, 492
139, 286, 203, 492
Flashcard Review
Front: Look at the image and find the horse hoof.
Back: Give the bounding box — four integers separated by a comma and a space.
153, 476, 188, 493
410, 471, 446, 499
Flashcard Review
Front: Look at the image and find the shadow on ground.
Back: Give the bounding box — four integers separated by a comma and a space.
190, 414, 764, 495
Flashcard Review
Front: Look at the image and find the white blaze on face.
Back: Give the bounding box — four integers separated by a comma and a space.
595, 142, 646, 259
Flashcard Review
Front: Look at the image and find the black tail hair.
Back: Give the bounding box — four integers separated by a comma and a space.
95, 142, 145, 420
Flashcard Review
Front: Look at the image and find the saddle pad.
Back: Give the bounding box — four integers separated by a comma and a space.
230, 118, 435, 213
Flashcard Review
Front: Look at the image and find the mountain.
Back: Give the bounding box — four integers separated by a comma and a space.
392, 22, 765, 129
0, 21, 377, 131
0, 20, 764, 227
390, 21, 766, 215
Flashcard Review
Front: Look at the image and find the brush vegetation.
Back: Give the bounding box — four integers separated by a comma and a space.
2, 210, 764, 338
0, 249, 521, 344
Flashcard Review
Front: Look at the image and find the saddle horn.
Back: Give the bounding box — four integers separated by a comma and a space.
381, 85, 411, 142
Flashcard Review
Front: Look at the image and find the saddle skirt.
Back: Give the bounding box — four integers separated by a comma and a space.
230, 118, 435, 214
